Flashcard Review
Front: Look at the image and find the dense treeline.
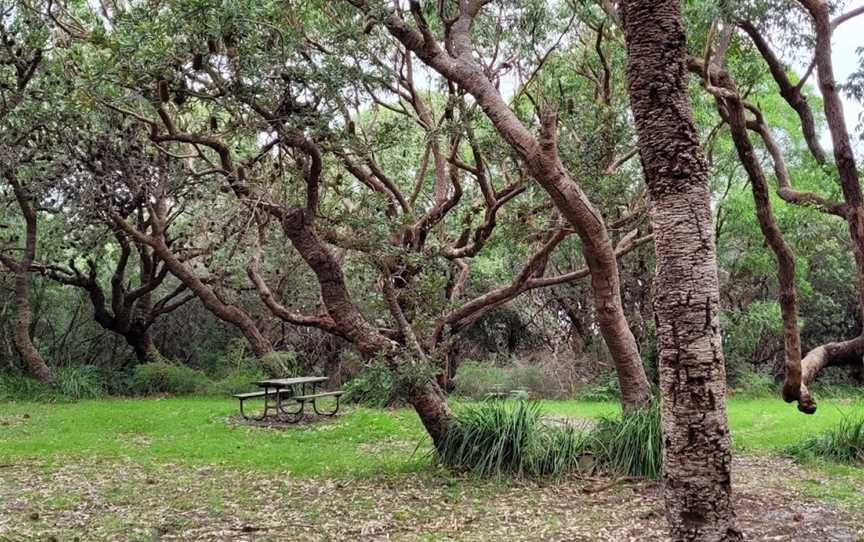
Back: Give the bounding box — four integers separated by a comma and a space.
1, 0, 863, 539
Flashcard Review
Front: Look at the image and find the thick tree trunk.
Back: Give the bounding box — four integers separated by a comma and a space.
280, 208, 455, 446
3, 175, 53, 385
126, 327, 157, 362
621, 1, 741, 540
13, 272, 53, 385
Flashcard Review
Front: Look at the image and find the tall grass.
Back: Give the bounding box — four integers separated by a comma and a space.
56, 365, 106, 400
589, 401, 662, 478
437, 400, 662, 479
785, 414, 864, 464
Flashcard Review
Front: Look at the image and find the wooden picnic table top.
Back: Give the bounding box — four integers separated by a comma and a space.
253, 376, 328, 388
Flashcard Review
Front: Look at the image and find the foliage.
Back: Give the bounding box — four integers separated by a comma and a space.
56, 365, 106, 400
785, 415, 864, 464
343, 361, 399, 408
436, 400, 589, 478
732, 371, 777, 397
588, 401, 663, 479
452, 360, 550, 400
209, 368, 269, 396
576, 375, 622, 402
0, 372, 54, 402
128, 362, 211, 396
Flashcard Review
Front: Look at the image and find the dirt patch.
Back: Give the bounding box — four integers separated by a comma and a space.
225, 412, 345, 430
0, 456, 861, 541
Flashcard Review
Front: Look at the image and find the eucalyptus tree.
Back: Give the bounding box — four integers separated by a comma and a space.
687, 0, 864, 412
346, 0, 654, 412
620, 0, 741, 538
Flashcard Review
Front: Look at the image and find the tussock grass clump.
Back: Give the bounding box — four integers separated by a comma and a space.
437, 401, 588, 478
589, 401, 662, 478
437, 400, 663, 479
785, 415, 864, 464
129, 362, 210, 396
57, 365, 106, 400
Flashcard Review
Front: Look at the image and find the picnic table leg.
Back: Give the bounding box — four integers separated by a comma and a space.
276, 384, 304, 421
312, 394, 340, 417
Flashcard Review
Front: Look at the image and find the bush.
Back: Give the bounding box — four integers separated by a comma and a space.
733, 371, 776, 397
209, 368, 269, 396
57, 365, 105, 400
785, 415, 864, 464
589, 401, 663, 478
452, 360, 509, 399
129, 362, 210, 396
344, 361, 398, 407
576, 375, 621, 402
0, 372, 52, 402
260, 351, 301, 378
437, 400, 589, 478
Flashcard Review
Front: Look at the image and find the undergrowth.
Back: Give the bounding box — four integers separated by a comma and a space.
784, 414, 864, 464
436, 400, 662, 479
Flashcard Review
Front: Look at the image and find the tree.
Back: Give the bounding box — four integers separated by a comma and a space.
0, 1, 53, 384
620, 0, 741, 539
349, 0, 654, 412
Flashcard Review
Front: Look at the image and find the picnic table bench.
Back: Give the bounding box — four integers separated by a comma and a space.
234, 376, 343, 421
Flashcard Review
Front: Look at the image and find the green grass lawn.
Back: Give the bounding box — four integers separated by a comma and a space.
1, 395, 862, 477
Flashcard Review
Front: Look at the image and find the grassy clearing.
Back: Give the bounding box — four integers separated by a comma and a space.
1, 396, 862, 476
2, 396, 864, 540
0, 397, 427, 476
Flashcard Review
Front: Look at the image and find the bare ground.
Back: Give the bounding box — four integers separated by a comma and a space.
1, 454, 862, 541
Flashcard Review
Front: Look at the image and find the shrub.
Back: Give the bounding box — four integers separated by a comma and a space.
57, 365, 105, 400
344, 361, 398, 407
260, 351, 301, 378
436, 400, 589, 478
589, 401, 663, 478
0, 372, 52, 402
785, 415, 864, 464
733, 371, 776, 398
129, 362, 210, 396
576, 375, 621, 402
209, 368, 269, 396
452, 361, 511, 400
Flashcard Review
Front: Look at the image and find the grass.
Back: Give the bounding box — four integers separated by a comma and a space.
2, 395, 864, 540
1, 396, 863, 477
0, 397, 427, 476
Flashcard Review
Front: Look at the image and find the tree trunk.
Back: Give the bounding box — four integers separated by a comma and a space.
280, 208, 455, 446
694, 62, 807, 412
13, 271, 53, 385
621, 1, 741, 540
127, 327, 158, 362
4, 175, 53, 385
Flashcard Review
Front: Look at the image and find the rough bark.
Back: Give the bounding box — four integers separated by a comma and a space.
366, 2, 652, 411
0, 175, 54, 385
621, 1, 741, 540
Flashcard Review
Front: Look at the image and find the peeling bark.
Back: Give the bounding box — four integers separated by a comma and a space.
621, 1, 741, 539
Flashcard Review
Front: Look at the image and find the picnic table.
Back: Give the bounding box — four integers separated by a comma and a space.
234, 376, 343, 421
